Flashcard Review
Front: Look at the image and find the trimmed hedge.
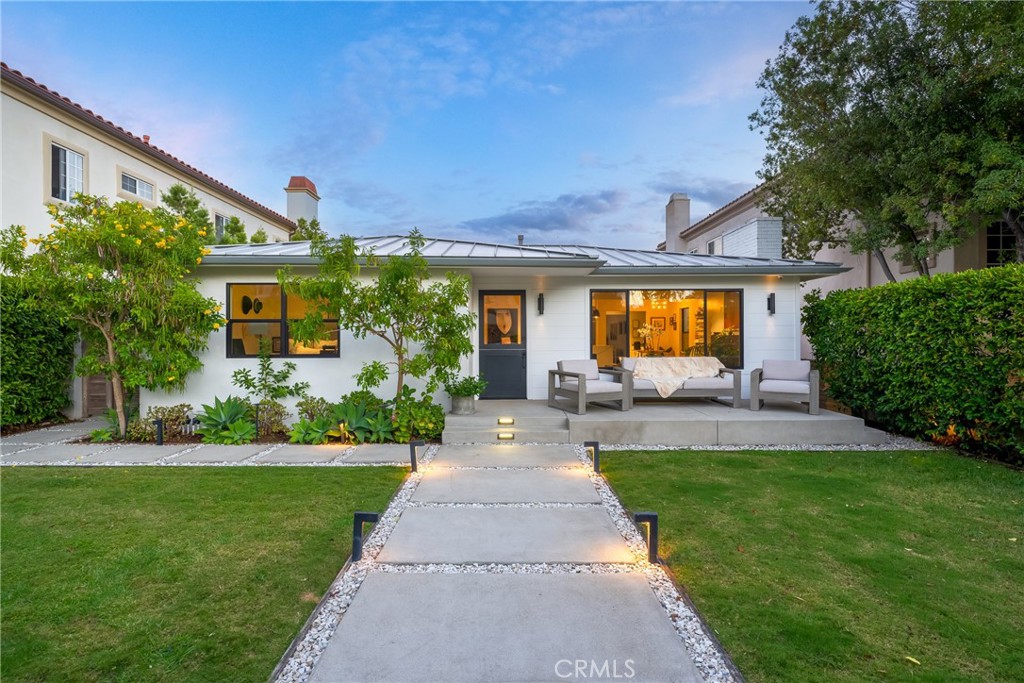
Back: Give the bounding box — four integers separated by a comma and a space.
1, 276, 76, 427
803, 264, 1024, 463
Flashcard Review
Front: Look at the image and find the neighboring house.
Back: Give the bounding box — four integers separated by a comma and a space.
658, 188, 1018, 357
1, 63, 317, 417
139, 236, 848, 414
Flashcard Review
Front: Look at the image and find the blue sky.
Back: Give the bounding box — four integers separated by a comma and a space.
2, 1, 811, 247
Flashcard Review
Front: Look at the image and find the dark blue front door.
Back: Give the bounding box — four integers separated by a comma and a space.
478, 291, 527, 399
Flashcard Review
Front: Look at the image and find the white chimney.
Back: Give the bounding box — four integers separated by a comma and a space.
664, 193, 690, 252
284, 176, 320, 223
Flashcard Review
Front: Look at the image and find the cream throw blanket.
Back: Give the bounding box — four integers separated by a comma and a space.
632, 357, 725, 398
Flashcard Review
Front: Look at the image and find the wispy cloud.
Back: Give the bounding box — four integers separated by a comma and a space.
660, 48, 772, 108
646, 171, 756, 213
456, 190, 628, 244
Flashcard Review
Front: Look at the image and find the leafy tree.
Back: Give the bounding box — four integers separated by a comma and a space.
0, 195, 224, 437
218, 216, 247, 245
250, 227, 268, 244
290, 217, 327, 242
161, 184, 213, 236
751, 0, 1024, 277
279, 230, 475, 400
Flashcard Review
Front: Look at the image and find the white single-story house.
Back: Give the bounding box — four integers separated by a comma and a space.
141, 232, 849, 414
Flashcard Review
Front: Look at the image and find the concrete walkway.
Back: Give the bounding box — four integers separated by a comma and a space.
302, 444, 710, 683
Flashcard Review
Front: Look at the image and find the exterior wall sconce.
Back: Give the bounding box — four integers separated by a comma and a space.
537, 293, 544, 315
351, 511, 380, 561
584, 440, 601, 473
497, 417, 515, 426
497, 432, 515, 441
767, 292, 776, 315
633, 511, 660, 564
409, 439, 424, 472
592, 307, 600, 319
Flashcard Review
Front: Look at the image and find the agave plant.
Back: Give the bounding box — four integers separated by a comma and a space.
365, 412, 395, 443
195, 396, 252, 443
218, 419, 257, 445
288, 416, 335, 445
330, 401, 373, 443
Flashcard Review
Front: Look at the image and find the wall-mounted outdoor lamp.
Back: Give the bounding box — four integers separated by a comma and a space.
537, 293, 545, 315
351, 511, 380, 562
409, 439, 424, 472
633, 511, 660, 564
767, 292, 776, 316
592, 307, 600, 319
584, 440, 601, 473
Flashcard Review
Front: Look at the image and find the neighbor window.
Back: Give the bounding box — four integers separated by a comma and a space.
50, 143, 84, 201
226, 284, 339, 358
986, 221, 1017, 267
120, 172, 154, 201
215, 213, 230, 241
590, 289, 743, 368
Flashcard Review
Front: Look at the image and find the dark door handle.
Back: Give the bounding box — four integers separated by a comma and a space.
522, 354, 526, 369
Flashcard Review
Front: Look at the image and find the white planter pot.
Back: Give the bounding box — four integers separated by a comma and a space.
450, 395, 476, 415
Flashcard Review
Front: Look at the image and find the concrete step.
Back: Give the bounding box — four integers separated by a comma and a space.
441, 427, 571, 444
443, 408, 571, 443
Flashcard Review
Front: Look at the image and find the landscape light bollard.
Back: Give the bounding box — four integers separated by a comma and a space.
633, 511, 659, 564
351, 511, 380, 562
584, 440, 600, 473
153, 418, 164, 446
409, 439, 424, 472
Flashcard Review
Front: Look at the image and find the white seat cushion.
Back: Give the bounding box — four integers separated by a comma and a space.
762, 360, 810, 382
759, 379, 810, 395
559, 379, 625, 395
558, 359, 599, 380
632, 378, 658, 392
683, 376, 733, 390
619, 357, 638, 372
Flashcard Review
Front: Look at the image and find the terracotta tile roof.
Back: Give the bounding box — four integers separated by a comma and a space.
285, 175, 319, 198
1, 62, 295, 232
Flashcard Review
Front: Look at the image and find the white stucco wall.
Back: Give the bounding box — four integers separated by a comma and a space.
1, 88, 292, 245
141, 266, 808, 413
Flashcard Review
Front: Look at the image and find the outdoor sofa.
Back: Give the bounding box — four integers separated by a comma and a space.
616, 356, 742, 408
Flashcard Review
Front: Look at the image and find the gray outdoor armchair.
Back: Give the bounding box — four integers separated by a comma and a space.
750, 360, 820, 414
548, 359, 633, 415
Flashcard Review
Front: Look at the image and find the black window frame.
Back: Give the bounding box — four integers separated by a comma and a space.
225, 283, 340, 359
588, 288, 745, 369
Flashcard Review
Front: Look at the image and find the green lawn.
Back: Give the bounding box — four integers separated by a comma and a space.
603, 450, 1023, 683
0, 466, 405, 682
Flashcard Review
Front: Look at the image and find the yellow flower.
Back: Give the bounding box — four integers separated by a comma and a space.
86, 272, 94, 280
20, 240, 27, 248
203, 309, 211, 315
166, 376, 175, 382
201, 248, 212, 255
92, 209, 98, 215
196, 257, 203, 264
198, 230, 207, 237
214, 305, 222, 312
212, 323, 220, 330
135, 239, 142, 246
29, 238, 41, 245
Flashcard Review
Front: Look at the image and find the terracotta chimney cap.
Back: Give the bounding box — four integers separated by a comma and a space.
285, 176, 319, 199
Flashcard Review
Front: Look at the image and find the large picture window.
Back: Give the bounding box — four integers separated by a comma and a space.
226, 284, 339, 358
590, 289, 743, 368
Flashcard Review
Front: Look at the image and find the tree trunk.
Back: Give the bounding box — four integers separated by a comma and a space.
873, 249, 897, 282
1005, 209, 1024, 264
104, 334, 127, 438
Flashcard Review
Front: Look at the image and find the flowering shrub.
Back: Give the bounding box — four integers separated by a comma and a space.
0, 190, 225, 436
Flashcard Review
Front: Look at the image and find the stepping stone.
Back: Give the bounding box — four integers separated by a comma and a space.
413, 468, 600, 504
255, 445, 350, 464
431, 443, 581, 468
92, 445, 190, 463
1, 443, 116, 463
340, 443, 411, 464
168, 445, 264, 463
378, 507, 634, 564
308, 573, 701, 683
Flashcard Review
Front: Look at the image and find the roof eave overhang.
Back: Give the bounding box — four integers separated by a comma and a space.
591, 266, 851, 277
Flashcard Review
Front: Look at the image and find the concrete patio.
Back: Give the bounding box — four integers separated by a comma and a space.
442, 399, 886, 446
